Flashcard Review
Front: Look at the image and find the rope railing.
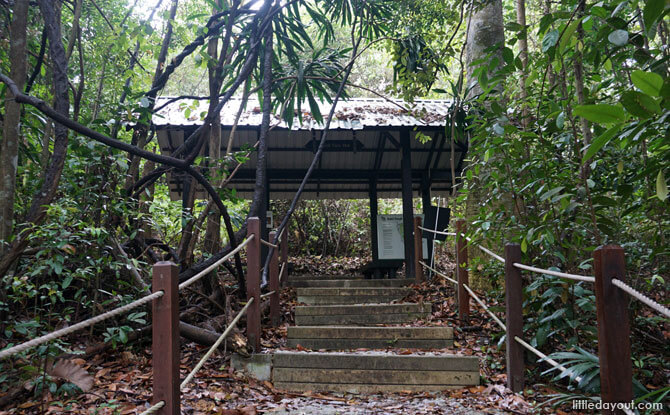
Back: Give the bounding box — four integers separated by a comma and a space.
260, 290, 276, 299
513, 336, 583, 383
0, 290, 164, 360
417, 226, 456, 237
422, 261, 580, 381
278, 262, 287, 284
418, 217, 656, 408
179, 234, 255, 291
513, 263, 595, 283
260, 238, 278, 249
612, 278, 670, 319
474, 242, 506, 264
180, 298, 255, 390
138, 400, 165, 415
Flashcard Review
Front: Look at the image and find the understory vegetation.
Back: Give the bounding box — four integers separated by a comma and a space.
0, 0, 667, 412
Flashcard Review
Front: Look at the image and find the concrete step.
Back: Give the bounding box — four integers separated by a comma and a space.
287, 326, 453, 349
289, 278, 414, 288
272, 351, 479, 393
287, 274, 363, 282
295, 303, 431, 326
296, 287, 411, 305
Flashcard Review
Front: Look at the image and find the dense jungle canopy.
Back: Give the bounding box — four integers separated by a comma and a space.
0, 0, 668, 412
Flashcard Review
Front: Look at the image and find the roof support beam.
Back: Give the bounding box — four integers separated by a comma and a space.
369, 178, 379, 262
400, 128, 415, 279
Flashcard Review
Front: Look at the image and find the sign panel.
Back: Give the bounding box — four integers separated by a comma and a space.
377, 214, 429, 260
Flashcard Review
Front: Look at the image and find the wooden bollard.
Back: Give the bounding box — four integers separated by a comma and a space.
455, 219, 469, 321
504, 243, 524, 393
281, 223, 289, 285
269, 231, 280, 327
246, 217, 261, 352
152, 262, 180, 415
594, 245, 632, 414
413, 217, 424, 283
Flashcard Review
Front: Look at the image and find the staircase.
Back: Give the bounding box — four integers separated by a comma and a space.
273, 273, 480, 393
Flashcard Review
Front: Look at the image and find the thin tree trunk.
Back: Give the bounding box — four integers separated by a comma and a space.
0, 0, 71, 277
516, 0, 530, 130
0, 0, 29, 256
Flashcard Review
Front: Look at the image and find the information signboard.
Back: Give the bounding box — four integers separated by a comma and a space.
377, 214, 429, 260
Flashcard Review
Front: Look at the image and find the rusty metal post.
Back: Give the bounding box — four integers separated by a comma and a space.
413, 217, 424, 283
269, 230, 280, 327
152, 261, 180, 415
455, 219, 469, 321
246, 217, 261, 352
504, 243, 524, 393
281, 223, 289, 285
594, 245, 632, 414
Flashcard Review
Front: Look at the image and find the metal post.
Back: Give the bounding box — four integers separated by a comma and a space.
421, 175, 434, 264
246, 217, 261, 352
504, 243, 524, 393
413, 217, 423, 283
455, 219, 469, 321
369, 179, 379, 262
594, 245, 632, 414
152, 262, 180, 415
400, 129, 415, 278
269, 231, 280, 327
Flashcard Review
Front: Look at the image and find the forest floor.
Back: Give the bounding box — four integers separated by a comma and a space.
0, 253, 623, 414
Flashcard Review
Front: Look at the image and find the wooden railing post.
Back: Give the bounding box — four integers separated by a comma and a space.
152, 261, 180, 415
413, 217, 424, 283
455, 219, 469, 321
269, 230, 280, 327
246, 217, 261, 352
594, 245, 632, 414
281, 223, 289, 285
504, 243, 524, 393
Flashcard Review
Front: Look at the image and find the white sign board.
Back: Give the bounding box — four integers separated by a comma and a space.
377, 214, 428, 260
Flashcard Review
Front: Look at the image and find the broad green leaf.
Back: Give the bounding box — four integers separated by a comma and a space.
608, 29, 628, 46
521, 238, 527, 253
542, 30, 559, 52
559, 18, 582, 53
540, 186, 564, 201
657, 170, 668, 201
582, 125, 621, 163
574, 104, 626, 124
620, 91, 661, 118
631, 70, 664, 96
643, 0, 666, 36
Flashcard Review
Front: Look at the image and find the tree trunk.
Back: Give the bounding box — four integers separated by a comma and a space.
464, 0, 505, 99
0, 0, 29, 256
516, 0, 530, 130
464, 0, 506, 269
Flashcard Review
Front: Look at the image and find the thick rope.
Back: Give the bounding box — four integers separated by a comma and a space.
179, 235, 254, 291
475, 243, 506, 264
180, 297, 254, 389
278, 262, 287, 284
260, 290, 275, 299
138, 400, 165, 415
417, 226, 456, 237
513, 336, 583, 383
0, 290, 164, 360
419, 261, 458, 285
461, 283, 507, 331
513, 263, 595, 283
260, 238, 278, 249
612, 279, 670, 319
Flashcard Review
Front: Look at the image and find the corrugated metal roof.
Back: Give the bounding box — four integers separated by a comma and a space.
152, 97, 451, 130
